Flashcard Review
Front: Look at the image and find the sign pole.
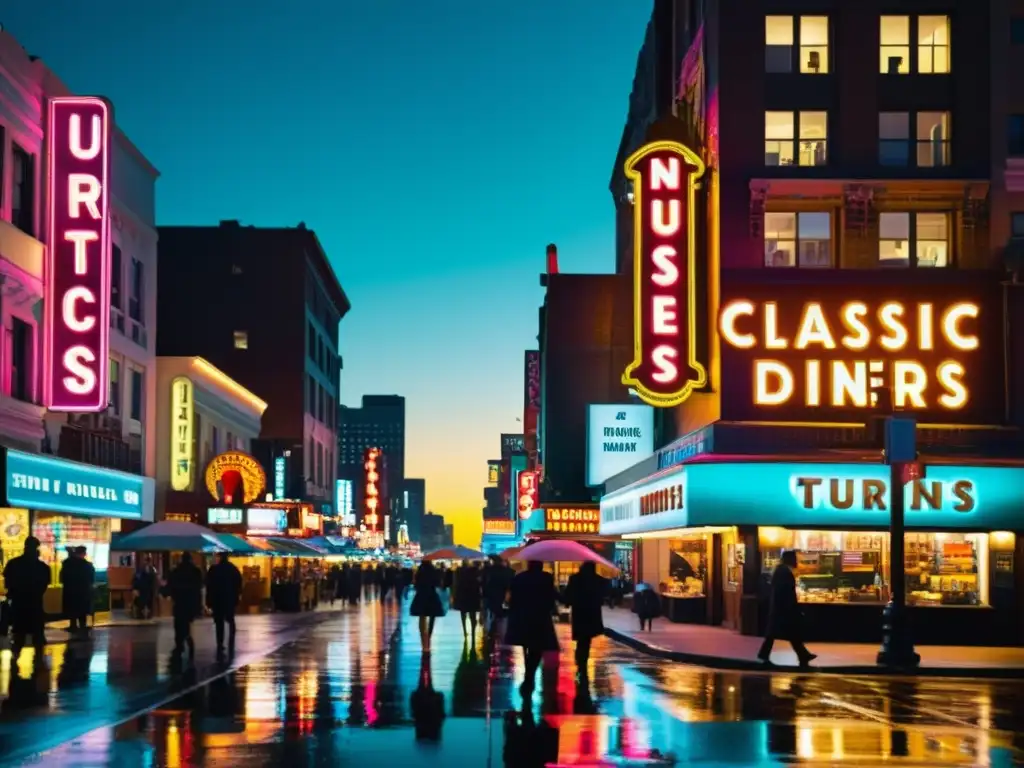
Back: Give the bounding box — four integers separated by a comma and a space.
877, 414, 921, 668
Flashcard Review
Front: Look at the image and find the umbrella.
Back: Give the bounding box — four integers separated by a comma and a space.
112, 521, 232, 553
510, 539, 620, 572
423, 545, 486, 561
499, 545, 525, 560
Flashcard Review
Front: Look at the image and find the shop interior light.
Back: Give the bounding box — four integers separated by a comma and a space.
622, 526, 732, 540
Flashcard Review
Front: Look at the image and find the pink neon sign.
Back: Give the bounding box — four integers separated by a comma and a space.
45, 97, 111, 412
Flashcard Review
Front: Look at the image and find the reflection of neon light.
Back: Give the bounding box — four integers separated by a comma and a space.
364, 680, 378, 726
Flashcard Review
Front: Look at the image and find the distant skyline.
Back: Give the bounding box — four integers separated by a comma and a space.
3, 0, 652, 545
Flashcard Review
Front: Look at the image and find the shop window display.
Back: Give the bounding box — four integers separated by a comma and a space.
663, 538, 708, 598
905, 532, 987, 606
32, 514, 112, 585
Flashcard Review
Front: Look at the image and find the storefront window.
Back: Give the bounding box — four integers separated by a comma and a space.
32, 514, 112, 586
664, 537, 708, 598
759, 528, 990, 606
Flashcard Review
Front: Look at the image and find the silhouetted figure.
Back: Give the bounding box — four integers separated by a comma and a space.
132, 557, 158, 618
632, 583, 661, 631
758, 550, 816, 667
60, 546, 95, 638
347, 564, 362, 605
410, 658, 445, 741
163, 552, 203, 660
484, 557, 514, 638
564, 561, 607, 677
410, 561, 444, 652
454, 560, 482, 639
206, 552, 243, 657
3, 536, 51, 657
506, 560, 559, 697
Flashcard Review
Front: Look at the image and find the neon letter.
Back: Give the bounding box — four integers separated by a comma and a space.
764, 303, 788, 349
754, 360, 794, 405
892, 360, 927, 408
832, 360, 868, 407
68, 173, 102, 219
651, 245, 679, 287
878, 302, 908, 351
69, 113, 102, 160
794, 303, 836, 349
62, 286, 97, 333
840, 302, 870, 350
942, 303, 979, 351
650, 157, 680, 190
65, 230, 99, 275
651, 200, 680, 237
918, 303, 934, 350
62, 346, 97, 395
937, 361, 968, 408
651, 345, 679, 384
720, 300, 755, 348
652, 296, 678, 335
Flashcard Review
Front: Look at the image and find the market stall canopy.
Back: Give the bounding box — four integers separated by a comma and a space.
211, 533, 261, 555
511, 539, 620, 571
422, 545, 486, 561
499, 545, 525, 560
112, 521, 230, 553
265, 537, 326, 556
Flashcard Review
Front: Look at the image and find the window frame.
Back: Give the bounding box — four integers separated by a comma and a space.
128, 257, 145, 323
765, 15, 830, 74
877, 211, 952, 268
917, 15, 951, 74
880, 15, 951, 75
10, 143, 34, 237
233, 331, 249, 350
764, 211, 834, 268
129, 366, 144, 422
878, 111, 951, 167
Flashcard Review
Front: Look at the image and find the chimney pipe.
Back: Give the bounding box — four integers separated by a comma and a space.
546, 243, 559, 274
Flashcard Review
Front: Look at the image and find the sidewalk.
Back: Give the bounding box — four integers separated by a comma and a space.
602, 607, 1024, 678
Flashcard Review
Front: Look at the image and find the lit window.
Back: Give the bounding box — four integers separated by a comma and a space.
799, 17, 829, 74
878, 212, 949, 267
918, 16, 950, 74
880, 16, 910, 74
233, 331, 249, 350
799, 112, 827, 166
1012, 213, 1024, 238
765, 212, 832, 268
765, 16, 793, 72
879, 112, 910, 166
916, 112, 951, 167
765, 112, 795, 165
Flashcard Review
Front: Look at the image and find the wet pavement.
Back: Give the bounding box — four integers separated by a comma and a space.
6, 599, 1024, 766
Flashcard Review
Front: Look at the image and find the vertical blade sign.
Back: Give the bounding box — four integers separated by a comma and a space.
621, 141, 707, 408
46, 97, 111, 412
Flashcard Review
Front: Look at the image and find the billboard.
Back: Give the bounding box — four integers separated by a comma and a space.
45, 97, 112, 411
517, 470, 538, 520
170, 376, 194, 491
205, 451, 266, 505
586, 404, 655, 486
487, 461, 500, 486
500, 433, 525, 459
718, 271, 1005, 424
524, 350, 540, 464
483, 519, 516, 536
621, 140, 707, 408
544, 506, 600, 535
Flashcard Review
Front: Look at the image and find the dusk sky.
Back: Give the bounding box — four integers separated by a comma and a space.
5, 1, 651, 546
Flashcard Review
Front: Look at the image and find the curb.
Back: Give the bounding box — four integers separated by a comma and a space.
603, 627, 1024, 680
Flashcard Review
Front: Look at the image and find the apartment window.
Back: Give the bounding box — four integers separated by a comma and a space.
766, 16, 829, 74
1013, 213, 1024, 238
307, 321, 316, 359
129, 258, 144, 322
1010, 116, 1024, 156
878, 212, 949, 267
879, 113, 910, 166
11, 144, 34, 236
880, 16, 911, 74
109, 358, 121, 414
307, 374, 315, 414
764, 212, 832, 268
916, 112, 951, 167
316, 442, 324, 486
129, 368, 143, 421
800, 17, 828, 73
766, 112, 827, 166
1012, 18, 1024, 45
10, 318, 32, 402
765, 16, 794, 72
233, 331, 248, 350
211, 426, 220, 456
918, 16, 950, 74
111, 245, 123, 310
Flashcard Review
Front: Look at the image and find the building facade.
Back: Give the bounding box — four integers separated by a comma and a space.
401, 477, 425, 545
155, 222, 350, 513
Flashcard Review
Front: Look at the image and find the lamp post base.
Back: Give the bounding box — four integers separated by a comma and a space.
876, 601, 921, 667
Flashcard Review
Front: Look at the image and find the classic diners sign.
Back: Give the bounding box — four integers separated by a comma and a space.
622, 141, 707, 408
717, 275, 1004, 423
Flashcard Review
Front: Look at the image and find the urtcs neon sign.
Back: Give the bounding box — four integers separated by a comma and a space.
45, 97, 112, 412
622, 141, 706, 408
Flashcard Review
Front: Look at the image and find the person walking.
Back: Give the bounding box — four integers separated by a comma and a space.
132, 557, 158, 618
563, 561, 607, 678
2, 536, 51, 658
348, 563, 362, 606
758, 549, 817, 667
484, 557, 514, 639
206, 552, 243, 658
60, 546, 95, 639
410, 561, 444, 653
632, 583, 661, 631
505, 560, 559, 698
454, 560, 482, 640
163, 553, 204, 661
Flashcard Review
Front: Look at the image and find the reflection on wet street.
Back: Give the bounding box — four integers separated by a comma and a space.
12, 600, 1024, 766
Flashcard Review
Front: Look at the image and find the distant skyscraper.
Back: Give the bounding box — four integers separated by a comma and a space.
402, 478, 426, 544
338, 395, 405, 534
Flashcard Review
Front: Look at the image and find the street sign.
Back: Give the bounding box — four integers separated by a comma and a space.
884, 417, 917, 464
896, 461, 923, 485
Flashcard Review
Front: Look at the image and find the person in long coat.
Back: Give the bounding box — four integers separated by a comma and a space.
60, 546, 95, 637
206, 552, 243, 657
757, 550, 816, 666
563, 561, 607, 677
3, 536, 51, 657
454, 560, 482, 639
505, 560, 559, 697
162, 553, 204, 660
410, 561, 445, 652
484, 557, 514, 638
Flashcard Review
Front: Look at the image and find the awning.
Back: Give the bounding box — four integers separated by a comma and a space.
211, 533, 261, 555
265, 537, 325, 556
307, 536, 357, 555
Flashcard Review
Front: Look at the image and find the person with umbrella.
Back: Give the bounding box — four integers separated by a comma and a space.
505, 559, 559, 698
563, 561, 607, 679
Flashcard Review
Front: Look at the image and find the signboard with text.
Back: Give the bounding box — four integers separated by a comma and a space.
45, 97, 112, 411
717, 271, 1005, 424
621, 140, 707, 408
170, 377, 194, 491
517, 470, 538, 520
586, 404, 655, 486
501, 434, 525, 459
483, 519, 516, 536
545, 506, 600, 535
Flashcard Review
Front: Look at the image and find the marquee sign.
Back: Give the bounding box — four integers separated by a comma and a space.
622, 140, 707, 408
170, 376, 194, 491
364, 447, 381, 530
205, 451, 266, 505
545, 506, 599, 535
517, 470, 538, 520
45, 97, 112, 411
717, 273, 1005, 424
483, 519, 516, 536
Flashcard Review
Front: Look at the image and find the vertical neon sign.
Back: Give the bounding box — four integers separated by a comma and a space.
45, 97, 112, 412
517, 470, 538, 520
274, 456, 286, 499
170, 376, 194, 491
621, 140, 707, 408
364, 447, 380, 530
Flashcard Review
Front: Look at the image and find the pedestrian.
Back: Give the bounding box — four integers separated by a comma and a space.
484, 556, 514, 638
348, 564, 362, 605
132, 556, 158, 618
162, 552, 204, 661
328, 564, 340, 606
505, 560, 559, 698
338, 563, 351, 605
60, 546, 95, 638
563, 561, 607, 678
2, 536, 51, 658
454, 559, 482, 639
205, 552, 243, 658
758, 549, 817, 667
410, 561, 444, 653
632, 583, 660, 631
395, 564, 411, 602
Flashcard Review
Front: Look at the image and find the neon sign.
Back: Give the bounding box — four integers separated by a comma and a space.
45, 97, 112, 412
622, 140, 706, 408
517, 470, 538, 520
204, 451, 266, 505
170, 376, 194, 491
483, 519, 516, 536
364, 447, 381, 529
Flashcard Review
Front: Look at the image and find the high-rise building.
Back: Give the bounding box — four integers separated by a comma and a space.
421, 512, 447, 553
156, 222, 350, 511
338, 395, 405, 534
401, 478, 426, 544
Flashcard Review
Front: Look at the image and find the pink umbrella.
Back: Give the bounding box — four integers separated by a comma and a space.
510, 539, 619, 572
